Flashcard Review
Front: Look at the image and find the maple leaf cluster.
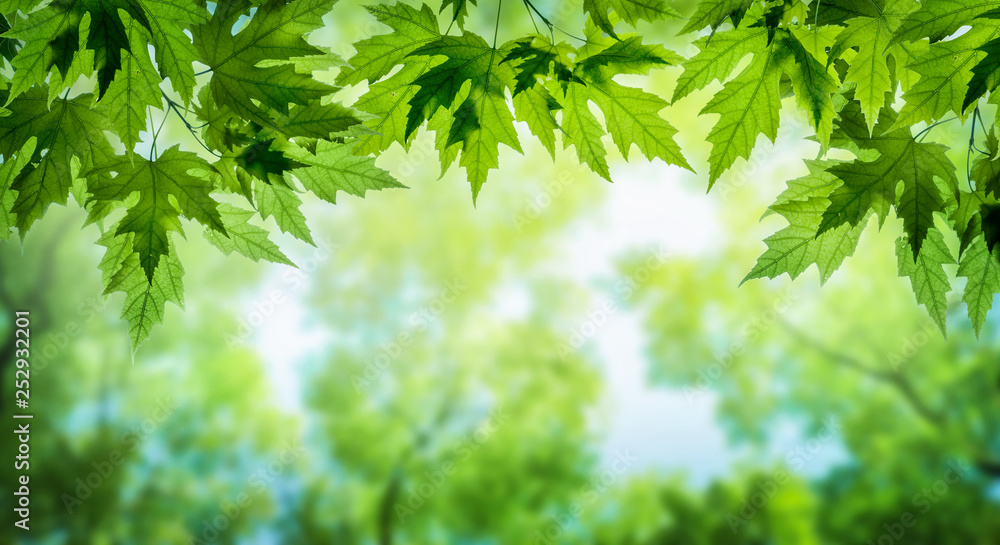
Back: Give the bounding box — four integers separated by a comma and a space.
718, 1, 1000, 336
340, 1, 690, 200
2, 0, 1000, 348
0, 0, 402, 349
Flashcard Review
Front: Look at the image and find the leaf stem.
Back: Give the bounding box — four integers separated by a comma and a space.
150, 109, 168, 161
521, 0, 552, 28
974, 106, 991, 142
522, 0, 541, 35
164, 96, 221, 158
914, 117, 957, 142
968, 109, 980, 190
493, 0, 503, 48
521, 0, 588, 44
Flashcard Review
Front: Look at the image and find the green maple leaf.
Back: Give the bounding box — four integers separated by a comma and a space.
958, 234, 1000, 336
828, 0, 917, 134
204, 203, 295, 266
3, 3, 81, 104
0, 88, 115, 232
778, 29, 840, 149
86, 146, 226, 281
271, 102, 364, 140
820, 99, 958, 259
254, 181, 314, 245
756, 0, 809, 43
350, 59, 435, 155
440, 0, 477, 28
673, 27, 768, 103
141, 0, 206, 106
700, 29, 781, 186
0, 137, 35, 240
951, 189, 997, 256
192, 0, 336, 129
769, 159, 846, 212
973, 128, 1000, 197
501, 36, 577, 96
285, 139, 405, 204
512, 85, 561, 158
571, 75, 691, 174
982, 203, 1000, 254
0, 1, 42, 14
744, 197, 870, 285
0, 14, 18, 61
192, 86, 253, 153
575, 35, 683, 78
5, 0, 203, 104
558, 82, 612, 181
809, 0, 883, 26
680, 0, 754, 34
891, 0, 1000, 45
74, 0, 147, 96
965, 37, 1000, 111
896, 228, 954, 333
448, 89, 523, 200
97, 10, 162, 152
99, 228, 184, 353
583, 0, 682, 38
894, 23, 1000, 129
404, 33, 522, 198
404, 33, 508, 139
336, 2, 441, 87
746, 159, 870, 284
33, 0, 161, 98
237, 139, 306, 184
211, 154, 254, 203
677, 8, 842, 183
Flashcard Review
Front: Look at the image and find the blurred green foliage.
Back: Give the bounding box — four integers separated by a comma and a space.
3, 0, 1000, 544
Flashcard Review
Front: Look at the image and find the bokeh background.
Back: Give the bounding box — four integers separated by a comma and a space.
3, 0, 1000, 543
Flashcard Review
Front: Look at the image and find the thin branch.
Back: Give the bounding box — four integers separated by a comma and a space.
164, 96, 221, 158
377, 466, 403, 545
522, 0, 541, 35
975, 107, 991, 142
149, 108, 169, 161
915, 117, 958, 142
977, 460, 1000, 477
778, 317, 946, 428
492, 0, 504, 48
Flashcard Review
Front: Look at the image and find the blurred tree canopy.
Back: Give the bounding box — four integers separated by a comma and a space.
2, 0, 1000, 544
2, 0, 1000, 347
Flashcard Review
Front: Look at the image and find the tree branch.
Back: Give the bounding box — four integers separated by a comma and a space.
778, 317, 946, 428
377, 465, 403, 545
